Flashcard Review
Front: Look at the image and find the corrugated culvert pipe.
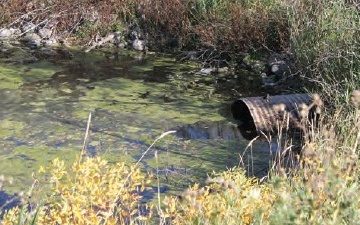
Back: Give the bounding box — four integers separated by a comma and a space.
231, 93, 318, 140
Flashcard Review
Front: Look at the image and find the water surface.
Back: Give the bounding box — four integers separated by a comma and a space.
0, 48, 274, 196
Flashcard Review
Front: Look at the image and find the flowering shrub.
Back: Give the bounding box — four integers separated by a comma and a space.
163, 168, 274, 225
2, 157, 153, 224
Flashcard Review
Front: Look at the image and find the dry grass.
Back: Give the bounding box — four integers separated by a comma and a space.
0, 0, 289, 52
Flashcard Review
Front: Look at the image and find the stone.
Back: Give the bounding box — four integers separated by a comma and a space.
270, 60, 290, 78
261, 73, 277, 87
0, 41, 13, 52
132, 39, 146, 51
42, 38, 59, 47
38, 28, 52, 39
0, 29, 12, 39
0, 28, 20, 39
267, 53, 294, 79
117, 41, 127, 48
200, 68, 214, 75
21, 22, 36, 32
216, 67, 229, 73
200, 67, 229, 75
111, 31, 126, 48
38, 47, 58, 57
21, 33, 42, 48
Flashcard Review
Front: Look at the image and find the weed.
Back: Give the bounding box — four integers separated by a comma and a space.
288, 0, 360, 106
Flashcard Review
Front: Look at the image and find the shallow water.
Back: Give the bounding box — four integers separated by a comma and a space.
0, 48, 274, 197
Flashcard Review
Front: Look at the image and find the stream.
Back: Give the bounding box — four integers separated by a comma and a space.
0, 47, 276, 199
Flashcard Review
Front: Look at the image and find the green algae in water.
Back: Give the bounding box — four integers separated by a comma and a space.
21, 61, 61, 81
0, 59, 62, 91
0, 144, 79, 194
0, 67, 24, 89
0, 120, 26, 138
0, 49, 268, 198
79, 76, 223, 124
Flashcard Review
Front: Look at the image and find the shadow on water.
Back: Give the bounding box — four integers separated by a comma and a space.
21, 52, 171, 92
0, 191, 21, 216
0, 48, 278, 207
175, 120, 242, 140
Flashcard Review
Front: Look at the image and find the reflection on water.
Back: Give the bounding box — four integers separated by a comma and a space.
0, 191, 20, 212
0, 49, 280, 207
176, 120, 242, 140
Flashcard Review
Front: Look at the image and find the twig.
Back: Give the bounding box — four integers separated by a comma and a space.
102, 130, 176, 224
7, 6, 54, 28
79, 112, 92, 163
155, 150, 164, 221
16, 19, 49, 37
352, 110, 360, 154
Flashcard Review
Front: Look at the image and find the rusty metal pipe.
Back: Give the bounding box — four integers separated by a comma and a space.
231, 94, 314, 140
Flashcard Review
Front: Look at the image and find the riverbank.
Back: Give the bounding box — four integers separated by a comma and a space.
2, 1, 358, 101
1, 0, 360, 224
0, 0, 288, 52
0, 0, 297, 92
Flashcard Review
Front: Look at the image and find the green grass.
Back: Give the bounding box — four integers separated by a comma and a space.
288, 0, 360, 106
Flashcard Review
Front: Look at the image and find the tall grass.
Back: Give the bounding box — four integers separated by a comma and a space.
265, 95, 360, 224
288, 0, 360, 106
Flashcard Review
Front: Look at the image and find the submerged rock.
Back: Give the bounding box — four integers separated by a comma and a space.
34, 47, 73, 60
132, 39, 147, 51
1, 46, 38, 64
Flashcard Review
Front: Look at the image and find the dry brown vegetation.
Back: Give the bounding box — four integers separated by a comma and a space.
0, 0, 289, 52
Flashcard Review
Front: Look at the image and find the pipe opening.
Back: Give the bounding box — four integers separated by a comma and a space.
231, 100, 258, 140
231, 94, 315, 140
